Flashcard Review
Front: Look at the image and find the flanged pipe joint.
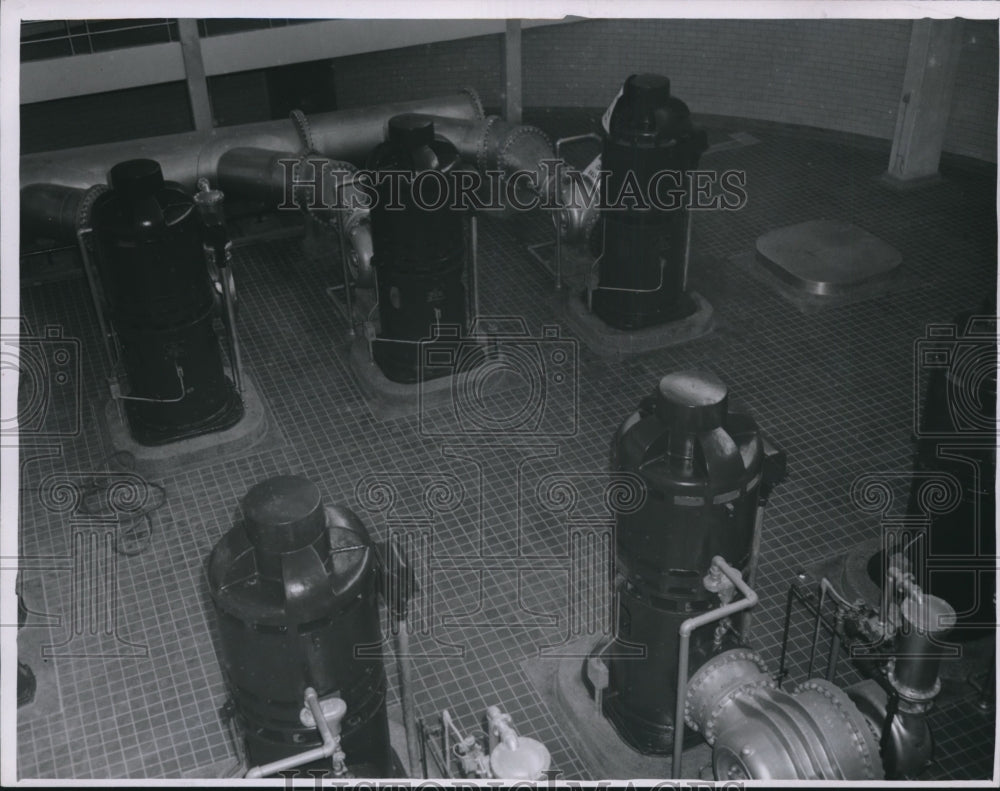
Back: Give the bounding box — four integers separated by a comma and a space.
400, 113, 592, 242
215, 147, 376, 286
684, 648, 884, 781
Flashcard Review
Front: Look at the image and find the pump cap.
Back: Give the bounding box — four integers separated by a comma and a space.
623, 73, 672, 108
388, 113, 436, 149
109, 158, 165, 200
241, 475, 326, 558
657, 370, 729, 432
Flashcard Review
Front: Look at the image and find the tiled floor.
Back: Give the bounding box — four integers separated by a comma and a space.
14, 110, 997, 781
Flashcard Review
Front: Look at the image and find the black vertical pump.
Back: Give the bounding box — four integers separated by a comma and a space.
592, 74, 708, 331
207, 475, 393, 776
366, 114, 468, 384
598, 371, 784, 754
90, 159, 243, 445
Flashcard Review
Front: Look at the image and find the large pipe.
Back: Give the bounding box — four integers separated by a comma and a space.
215, 148, 376, 286
21, 91, 482, 248
21, 90, 484, 194
21, 183, 85, 242
403, 114, 592, 239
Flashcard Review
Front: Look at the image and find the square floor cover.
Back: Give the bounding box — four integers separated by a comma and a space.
756, 220, 902, 296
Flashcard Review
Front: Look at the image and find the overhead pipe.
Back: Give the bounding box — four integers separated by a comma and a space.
21, 95, 602, 250
20, 90, 484, 195
20, 91, 483, 272
20, 93, 601, 298
21, 183, 86, 244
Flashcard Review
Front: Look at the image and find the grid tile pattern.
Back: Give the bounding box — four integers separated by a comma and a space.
15, 114, 997, 781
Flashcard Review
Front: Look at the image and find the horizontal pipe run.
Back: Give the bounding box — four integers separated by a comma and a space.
21, 183, 85, 242
21, 91, 484, 193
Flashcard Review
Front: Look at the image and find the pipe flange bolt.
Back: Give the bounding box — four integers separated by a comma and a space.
75, 183, 109, 233
461, 86, 486, 120
478, 115, 501, 174
290, 109, 314, 154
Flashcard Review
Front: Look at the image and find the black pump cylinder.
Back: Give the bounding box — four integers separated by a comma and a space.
366, 114, 467, 383
207, 475, 392, 775
907, 306, 996, 637
602, 371, 764, 754
90, 158, 242, 445
592, 74, 708, 330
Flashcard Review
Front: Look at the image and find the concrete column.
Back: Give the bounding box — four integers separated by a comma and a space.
503, 19, 523, 124
178, 19, 214, 133
885, 19, 965, 183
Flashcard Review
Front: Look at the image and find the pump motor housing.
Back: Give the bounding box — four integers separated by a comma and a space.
592, 74, 708, 330
600, 370, 767, 754
90, 158, 243, 445
206, 475, 392, 775
366, 114, 468, 384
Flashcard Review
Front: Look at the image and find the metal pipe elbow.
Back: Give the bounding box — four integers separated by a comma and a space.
480, 118, 598, 243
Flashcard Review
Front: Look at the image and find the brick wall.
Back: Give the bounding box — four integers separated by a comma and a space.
331, 33, 504, 109
327, 17, 996, 163
19, 19, 998, 162
20, 81, 193, 154
522, 19, 912, 141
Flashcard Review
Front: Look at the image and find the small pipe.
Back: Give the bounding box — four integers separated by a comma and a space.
469, 215, 480, 324
305, 688, 335, 749
74, 225, 118, 371
442, 710, 454, 778
671, 556, 758, 780
486, 706, 519, 752
244, 687, 338, 779
396, 622, 423, 778
740, 500, 767, 642
246, 745, 331, 779
680, 203, 693, 292
220, 268, 243, 393
806, 579, 828, 679
113, 363, 187, 403
777, 576, 803, 688
827, 612, 843, 682
335, 174, 360, 337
